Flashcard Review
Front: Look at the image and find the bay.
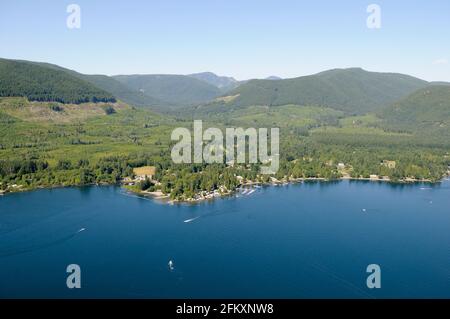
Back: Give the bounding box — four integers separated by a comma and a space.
0, 180, 449, 298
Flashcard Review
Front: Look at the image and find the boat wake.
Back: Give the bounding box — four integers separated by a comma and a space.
0, 227, 87, 258
183, 216, 200, 223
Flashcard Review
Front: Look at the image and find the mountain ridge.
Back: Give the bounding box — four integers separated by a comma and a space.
113, 73, 223, 108
0, 58, 116, 104
199, 68, 429, 115
188, 72, 239, 92
25, 60, 167, 108
1, 58, 443, 119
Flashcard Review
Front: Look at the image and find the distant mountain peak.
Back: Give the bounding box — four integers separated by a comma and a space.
188, 72, 238, 91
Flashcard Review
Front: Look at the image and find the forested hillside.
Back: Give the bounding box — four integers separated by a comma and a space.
379, 85, 450, 133
114, 74, 222, 107
0, 59, 116, 104
201, 68, 428, 115
31, 61, 166, 108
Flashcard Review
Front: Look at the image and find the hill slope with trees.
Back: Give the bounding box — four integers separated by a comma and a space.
26, 61, 167, 108
0, 59, 116, 104
379, 85, 450, 133
114, 74, 222, 107
201, 68, 428, 115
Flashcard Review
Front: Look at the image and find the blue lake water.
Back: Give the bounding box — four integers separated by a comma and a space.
0, 180, 450, 298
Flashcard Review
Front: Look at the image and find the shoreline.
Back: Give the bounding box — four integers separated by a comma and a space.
1, 174, 448, 199
129, 175, 447, 205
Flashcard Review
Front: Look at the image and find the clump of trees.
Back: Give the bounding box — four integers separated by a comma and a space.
49, 104, 64, 112
103, 105, 116, 115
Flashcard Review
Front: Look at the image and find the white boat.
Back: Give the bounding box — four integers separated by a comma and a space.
183, 216, 200, 223
168, 260, 174, 271
77, 228, 86, 233
247, 189, 255, 195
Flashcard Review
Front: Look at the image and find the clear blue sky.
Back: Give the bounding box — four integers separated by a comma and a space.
1, 0, 449, 81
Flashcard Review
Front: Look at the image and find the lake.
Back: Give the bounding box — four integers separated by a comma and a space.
1, 179, 450, 298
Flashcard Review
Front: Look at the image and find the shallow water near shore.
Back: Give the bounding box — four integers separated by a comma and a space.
0, 179, 449, 298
